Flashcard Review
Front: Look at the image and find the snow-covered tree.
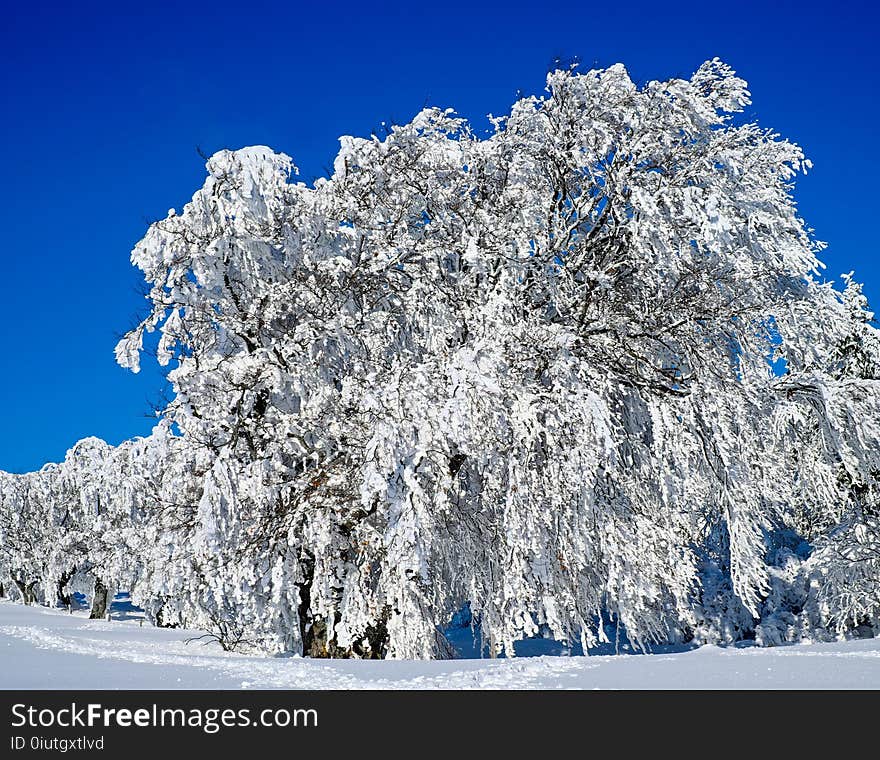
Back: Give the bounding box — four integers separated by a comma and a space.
3, 59, 879, 658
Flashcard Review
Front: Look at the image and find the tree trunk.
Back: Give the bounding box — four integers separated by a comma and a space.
56, 569, 74, 609
13, 579, 38, 605
90, 578, 109, 619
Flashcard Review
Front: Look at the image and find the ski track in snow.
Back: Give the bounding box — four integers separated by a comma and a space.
1, 602, 879, 689
0, 620, 589, 690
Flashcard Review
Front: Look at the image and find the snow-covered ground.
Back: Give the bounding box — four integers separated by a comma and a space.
1, 599, 878, 689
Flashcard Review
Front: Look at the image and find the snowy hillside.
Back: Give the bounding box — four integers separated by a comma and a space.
2, 601, 878, 690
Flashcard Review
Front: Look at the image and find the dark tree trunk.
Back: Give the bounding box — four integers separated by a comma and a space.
13, 579, 39, 605
295, 551, 345, 657
295, 548, 391, 658
56, 569, 74, 609
295, 549, 316, 655
90, 578, 109, 619
351, 607, 391, 659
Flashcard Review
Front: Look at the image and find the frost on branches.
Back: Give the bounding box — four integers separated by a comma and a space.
3, 60, 880, 657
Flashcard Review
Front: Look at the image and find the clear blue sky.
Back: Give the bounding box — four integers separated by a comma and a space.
1, 0, 877, 472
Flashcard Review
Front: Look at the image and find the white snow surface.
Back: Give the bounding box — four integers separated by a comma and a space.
1, 601, 878, 689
